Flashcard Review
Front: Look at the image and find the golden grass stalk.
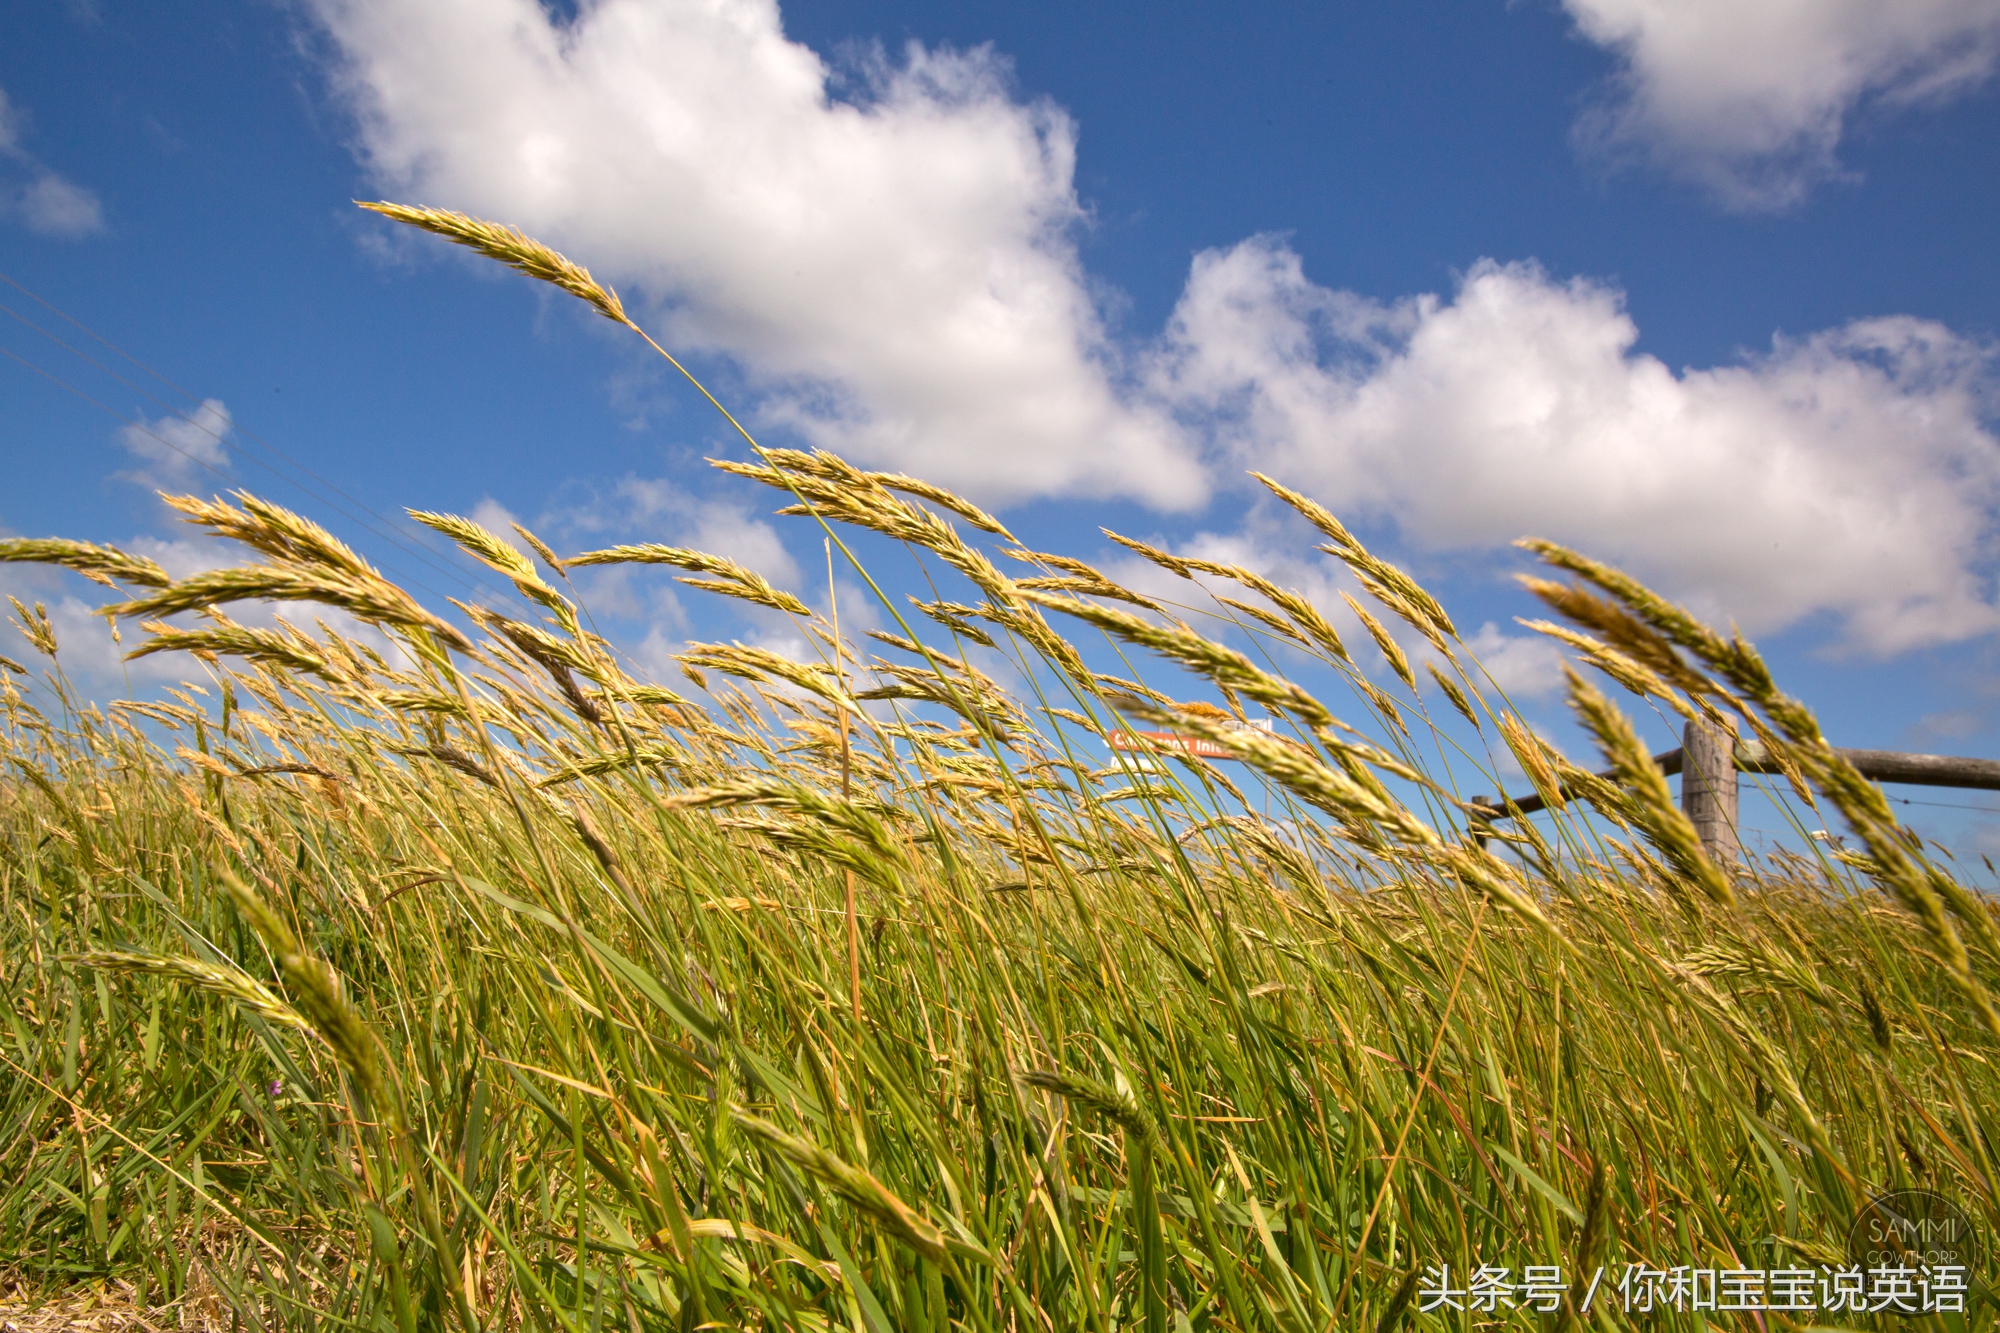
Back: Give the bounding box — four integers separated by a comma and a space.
1564, 667, 1735, 907
459, 603, 593, 670
1019, 589, 1337, 731
1216, 595, 1309, 647
1496, 713, 1567, 813
65, 949, 316, 1039
717, 455, 998, 594
730, 1111, 946, 1262
660, 777, 907, 872
867, 472, 1017, 542
1265, 589, 1353, 663
726, 451, 1105, 686
1425, 661, 1481, 730
1251, 471, 1456, 642
1342, 594, 1416, 690
6, 598, 58, 658
679, 643, 864, 714
0, 538, 172, 589
1108, 694, 1554, 930
1527, 539, 1999, 1033
1517, 576, 1719, 704
1352, 571, 1451, 655
535, 747, 688, 789
1104, 531, 1356, 664
859, 663, 1025, 741
167, 493, 374, 580
1519, 539, 1753, 692
394, 743, 503, 789
510, 522, 565, 573
1248, 472, 1361, 553
1112, 698, 1384, 836
1518, 617, 1697, 721
1014, 573, 1162, 611
409, 510, 569, 615
564, 543, 811, 618
100, 491, 475, 659
357, 202, 629, 326
105, 567, 472, 655
1101, 528, 1197, 579
125, 618, 341, 681
908, 598, 997, 647
218, 868, 401, 1125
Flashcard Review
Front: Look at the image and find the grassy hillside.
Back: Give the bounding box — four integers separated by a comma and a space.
1, 211, 1995, 1331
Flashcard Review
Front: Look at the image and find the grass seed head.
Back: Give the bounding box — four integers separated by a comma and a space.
219, 868, 402, 1127
65, 949, 316, 1039
566, 543, 811, 618
0, 538, 172, 590
126, 618, 343, 681
6, 598, 58, 657
1425, 661, 1482, 730
1343, 593, 1416, 691
358, 201, 629, 326
1020, 1067, 1156, 1145
731, 1110, 946, 1262
1564, 667, 1735, 908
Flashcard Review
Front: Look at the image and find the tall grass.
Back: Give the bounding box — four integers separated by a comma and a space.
0, 211, 1995, 1331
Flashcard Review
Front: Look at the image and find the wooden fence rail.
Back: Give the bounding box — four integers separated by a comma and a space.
1470, 718, 2000, 861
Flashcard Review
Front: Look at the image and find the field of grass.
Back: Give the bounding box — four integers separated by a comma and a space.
2, 210, 1997, 1332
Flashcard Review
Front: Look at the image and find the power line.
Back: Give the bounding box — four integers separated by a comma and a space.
0, 270, 533, 615
0, 276, 520, 607
1886, 794, 2000, 816
0, 342, 513, 617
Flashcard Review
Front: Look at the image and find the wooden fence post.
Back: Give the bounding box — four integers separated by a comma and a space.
1681, 717, 1740, 865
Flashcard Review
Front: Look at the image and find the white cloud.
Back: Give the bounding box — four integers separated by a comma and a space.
629, 621, 692, 687
1561, 0, 2000, 209
312, 0, 1202, 507
1459, 623, 1567, 700
0, 84, 105, 238
1912, 707, 1986, 742
117, 399, 232, 490
306, 2, 2000, 659
0, 87, 20, 156
16, 173, 104, 238
469, 495, 522, 542
124, 532, 236, 582
1150, 242, 2000, 655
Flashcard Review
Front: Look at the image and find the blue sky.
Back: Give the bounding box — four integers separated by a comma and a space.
5, 0, 2000, 860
